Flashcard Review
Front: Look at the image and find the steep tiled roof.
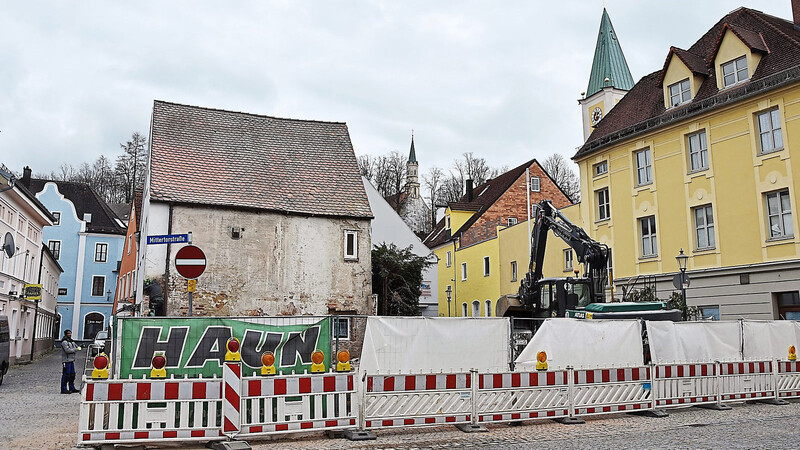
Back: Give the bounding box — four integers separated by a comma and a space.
577, 7, 800, 159
27, 179, 126, 235
109, 203, 130, 222
424, 158, 561, 248
659, 47, 710, 86
149, 101, 373, 219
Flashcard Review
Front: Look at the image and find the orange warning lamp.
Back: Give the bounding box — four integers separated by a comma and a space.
150, 352, 167, 379
336, 349, 351, 372
789, 345, 797, 361
536, 350, 548, 371
310, 349, 326, 373
261, 351, 276, 376
92, 353, 109, 379
225, 337, 241, 362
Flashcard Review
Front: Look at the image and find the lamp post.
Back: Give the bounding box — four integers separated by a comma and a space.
445, 285, 452, 317
676, 248, 689, 311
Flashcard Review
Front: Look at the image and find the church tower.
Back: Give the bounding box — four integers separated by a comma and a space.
406, 133, 420, 199
578, 8, 634, 141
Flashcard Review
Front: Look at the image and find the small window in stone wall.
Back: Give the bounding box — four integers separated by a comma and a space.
344, 230, 358, 260
333, 316, 351, 340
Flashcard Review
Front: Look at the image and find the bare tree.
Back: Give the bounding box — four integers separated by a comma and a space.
541, 153, 581, 202
116, 132, 148, 203
357, 154, 375, 180
423, 166, 443, 230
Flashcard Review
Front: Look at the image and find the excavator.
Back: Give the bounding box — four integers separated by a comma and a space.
496, 200, 680, 323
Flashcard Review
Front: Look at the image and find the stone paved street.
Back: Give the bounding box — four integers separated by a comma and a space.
2, 350, 799, 449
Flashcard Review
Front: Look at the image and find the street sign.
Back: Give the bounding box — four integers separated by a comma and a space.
672, 273, 690, 289
148, 234, 190, 245
187, 279, 196, 292
175, 245, 206, 279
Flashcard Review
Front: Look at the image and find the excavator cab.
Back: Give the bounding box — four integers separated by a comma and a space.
536, 278, 594, 318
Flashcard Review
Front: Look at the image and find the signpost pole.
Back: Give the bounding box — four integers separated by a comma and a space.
188, 291, 193, 316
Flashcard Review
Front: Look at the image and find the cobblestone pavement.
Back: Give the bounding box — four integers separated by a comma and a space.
0, 347, 88, 449
1, 351, 799, 449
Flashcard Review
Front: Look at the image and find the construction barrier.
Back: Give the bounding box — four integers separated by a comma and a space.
361, 373, 472, 428
78, 378, 225, 446
239, 372, 356, 436
570, 366, 652, 416
653, 363, 719, 407
777, 361, 800, 399
718, 361, 775, 401
475, 370, 569, 423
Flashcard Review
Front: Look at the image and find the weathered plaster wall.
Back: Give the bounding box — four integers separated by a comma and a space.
155, 204, 371, 317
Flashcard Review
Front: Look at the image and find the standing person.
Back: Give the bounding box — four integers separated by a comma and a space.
60, 330, 80, 394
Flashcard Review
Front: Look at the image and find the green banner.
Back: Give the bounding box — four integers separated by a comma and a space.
118, 317, 330, 378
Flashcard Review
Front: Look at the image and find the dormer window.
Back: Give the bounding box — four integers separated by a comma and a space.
668, 79, 691, 107
446, 216, 451, 229
721, 56, 748, 87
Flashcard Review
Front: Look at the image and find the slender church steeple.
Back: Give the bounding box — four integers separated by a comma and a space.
406, 131, 420, 199
578, 8, 634, 141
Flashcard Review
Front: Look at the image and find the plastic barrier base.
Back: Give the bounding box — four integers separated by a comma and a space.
555, 417, 585, 425
628, 409, 669, 418
696, 403, 732, 411
456, 423, 488, 433
754, 398, 788, 406
207, 441, 252, 450
344, 430, 377, 441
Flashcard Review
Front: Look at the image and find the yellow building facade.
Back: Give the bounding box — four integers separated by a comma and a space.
573, 7, 800, 320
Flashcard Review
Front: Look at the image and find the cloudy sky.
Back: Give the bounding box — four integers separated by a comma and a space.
0, 1, 792, 178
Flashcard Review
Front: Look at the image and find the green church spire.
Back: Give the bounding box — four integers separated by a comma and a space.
586, 8, 634, 98
408, 132, 417, 163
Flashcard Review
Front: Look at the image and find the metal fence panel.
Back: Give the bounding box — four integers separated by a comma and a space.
571, 367, 652, 416
718, 361, 775, 401
653, 363, 719, 407
476, 371, 569, 423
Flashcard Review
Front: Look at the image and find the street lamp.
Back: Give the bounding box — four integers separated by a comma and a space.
676, 248, 688, 309
445, 285, 452, 317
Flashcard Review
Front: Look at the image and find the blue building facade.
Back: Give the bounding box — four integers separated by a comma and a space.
24, 178, 125, 341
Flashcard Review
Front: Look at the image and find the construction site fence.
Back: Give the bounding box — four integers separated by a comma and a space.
79, 357, 799, 447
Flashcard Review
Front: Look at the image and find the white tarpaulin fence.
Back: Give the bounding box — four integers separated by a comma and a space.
742, 320, 800, 360
515, 319, 644, 370
359, 317, 511, 374
646, 321, 742, 364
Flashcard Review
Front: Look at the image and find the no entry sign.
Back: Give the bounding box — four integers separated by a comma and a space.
175, 245, 206, 279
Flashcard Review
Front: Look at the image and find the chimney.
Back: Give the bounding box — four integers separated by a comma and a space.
466, 179, 474, 202
794, 0, 800, 28
21, 166, 31, 188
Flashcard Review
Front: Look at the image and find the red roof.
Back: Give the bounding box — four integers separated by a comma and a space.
149, 101, 373, 219
577, 7, 800, 159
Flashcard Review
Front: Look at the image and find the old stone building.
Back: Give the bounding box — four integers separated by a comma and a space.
137, 101, 375, 319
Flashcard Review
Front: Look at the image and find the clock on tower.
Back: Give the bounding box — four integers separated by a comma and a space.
591, 106, 603, 125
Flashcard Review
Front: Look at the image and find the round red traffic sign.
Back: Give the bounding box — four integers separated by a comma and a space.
175, 245, 206, 279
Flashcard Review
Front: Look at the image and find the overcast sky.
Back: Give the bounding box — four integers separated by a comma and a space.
0, 1, 792, 179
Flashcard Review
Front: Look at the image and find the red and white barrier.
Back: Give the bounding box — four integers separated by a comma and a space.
475, 371, 569, 423
362, 373, 472, 429
777, 361, 800, 398
570, 366, 652, 416
653, 363, 718, 407
239, 372, 356, 436
79, 378, 225, 446
223, 362, 242, 437
719, 360, 775, 401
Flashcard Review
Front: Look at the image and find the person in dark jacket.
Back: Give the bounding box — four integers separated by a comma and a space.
60, 329, 80, 393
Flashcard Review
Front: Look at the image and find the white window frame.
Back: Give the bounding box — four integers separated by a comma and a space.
48, 240, 61, 260
52, 212, 61, 226
756, 107, 783, 154
94, 242, 108, 263
471, 300, 480, 317
693, 204, 715, 250
333, 316, 351, 341
635, 148, 652, 186
344, 230, 358, 260
687, 130, 709, 172
445, 251, 452, 267
530, 176, 540, 192
639, 216, 658, 257
507, 217, 518, 226
668, 78, 692, 107
485, 300, 492, 317
766, 190, 793, 239
461, 262, 467, 281
511, 261, 518, 282
564, 249, 573, 271
596, 188, 610, 221
127, 235, 133, 255
91, 275, 106, 297
721, 56, 748, 87
483, 256, 490, 277
446, 216, 451, 230
593, 161, 608, 177
461, 303, 467, 317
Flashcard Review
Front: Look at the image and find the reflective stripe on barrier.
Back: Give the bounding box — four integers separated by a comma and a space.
719, 360, 774, 401
239, 373, 357, 437
475, 370, 569, 423
79, 378, 225, 446
363, 372, 472, 429
571, 366, 652, 416
222, 362, 242, 437
653, 363, 718, 407
778, 361, 800, 398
